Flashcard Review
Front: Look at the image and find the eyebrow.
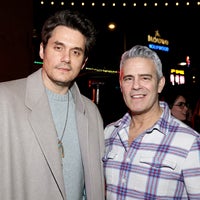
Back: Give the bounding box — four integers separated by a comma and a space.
54, 41, 84, 52
123, 74, 152, 78
54, 41, 64, 46
72, 47, 84, 53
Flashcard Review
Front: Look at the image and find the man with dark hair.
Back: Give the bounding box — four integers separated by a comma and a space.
0, 10, 105, 200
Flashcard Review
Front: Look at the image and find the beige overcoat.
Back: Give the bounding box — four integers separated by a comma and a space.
0, 68, 105, 200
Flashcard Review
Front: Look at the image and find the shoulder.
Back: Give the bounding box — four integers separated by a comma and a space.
71, 82, 101, 114
0, 69, 42, 105
104, 118, 123, 139
0, 78, 27, 97
165, 116, 200, 151
171, 116, 198, 136
81, 94, 102, 116
0, 69, 41, 96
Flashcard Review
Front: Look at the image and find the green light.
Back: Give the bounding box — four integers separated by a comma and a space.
34, 61, 43, 65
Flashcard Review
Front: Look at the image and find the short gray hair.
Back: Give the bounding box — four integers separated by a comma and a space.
120, 45, 163, 79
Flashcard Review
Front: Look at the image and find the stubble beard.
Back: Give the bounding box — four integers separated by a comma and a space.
47, 72, 71, 87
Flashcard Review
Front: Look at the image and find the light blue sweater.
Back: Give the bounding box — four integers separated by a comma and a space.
46, 88, 85, 200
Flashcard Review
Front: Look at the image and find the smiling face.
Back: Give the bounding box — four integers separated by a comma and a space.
171, 95, 188, 121
120, 57, 165, 117
40, 25, 87, 94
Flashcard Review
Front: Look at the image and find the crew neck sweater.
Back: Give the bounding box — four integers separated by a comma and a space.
46, 88, 84, 200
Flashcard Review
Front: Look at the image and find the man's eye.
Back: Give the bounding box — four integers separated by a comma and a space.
124, 77, 132, 81
142, 76, 150, 80
54, 46, 62, 51
72, 50, 81, 56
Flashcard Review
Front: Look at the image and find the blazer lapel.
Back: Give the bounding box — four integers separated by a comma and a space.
71, 84, 93, 191
25, 69, 66, 199
71, 84, 89, 164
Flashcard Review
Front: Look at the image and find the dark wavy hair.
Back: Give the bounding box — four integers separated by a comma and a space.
41, 9, 97, 58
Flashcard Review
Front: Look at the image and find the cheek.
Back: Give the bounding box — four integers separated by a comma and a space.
120, 84, 130, 94
73, 68, 82, 76
122, 88, 132, 101
73, 59, 85, 69
171, 108, 180, 116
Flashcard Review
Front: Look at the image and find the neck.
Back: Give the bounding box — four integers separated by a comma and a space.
130, 106, 163, 131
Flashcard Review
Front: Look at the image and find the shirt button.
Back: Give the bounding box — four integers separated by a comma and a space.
126, 157, 130, 162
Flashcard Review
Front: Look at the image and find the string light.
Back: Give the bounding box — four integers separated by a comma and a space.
39, 1, 199, 7
33, 61, 118, 74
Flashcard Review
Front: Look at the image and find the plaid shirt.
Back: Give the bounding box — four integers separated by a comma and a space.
103, 101, 200, 200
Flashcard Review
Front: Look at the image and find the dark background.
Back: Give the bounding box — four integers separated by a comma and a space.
33, 1, 200, 72
0, 0, 200, 125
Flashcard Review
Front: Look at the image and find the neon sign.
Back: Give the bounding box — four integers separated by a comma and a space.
148, 44, 169, 52
147, 30, 169, 52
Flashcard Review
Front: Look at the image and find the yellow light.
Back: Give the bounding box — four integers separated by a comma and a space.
170, 69, 184, 75
171, 69, 176, 73
108, 23, 116, 30
85, 67, 118, 74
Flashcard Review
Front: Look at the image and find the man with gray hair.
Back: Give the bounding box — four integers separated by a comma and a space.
103, 45, 200, 199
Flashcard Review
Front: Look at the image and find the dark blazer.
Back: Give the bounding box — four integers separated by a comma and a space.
0, 68, 105, 200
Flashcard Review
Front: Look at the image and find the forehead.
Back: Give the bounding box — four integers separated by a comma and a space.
121, 57, 156, 74
175, 95, 186, 103
50, 25, 86, 47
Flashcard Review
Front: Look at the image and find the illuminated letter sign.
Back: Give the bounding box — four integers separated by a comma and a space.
147, 30, 169, 52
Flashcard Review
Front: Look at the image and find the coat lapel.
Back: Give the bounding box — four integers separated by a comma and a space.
71, 84, 92, 190
25, 69, 66, 199
71, 84, 89, 163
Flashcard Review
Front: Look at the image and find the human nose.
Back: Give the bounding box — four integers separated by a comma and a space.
183, 105, 188, 111
182, 103, 189, 110
61, 50, 70, 63
131, 78, 141, 89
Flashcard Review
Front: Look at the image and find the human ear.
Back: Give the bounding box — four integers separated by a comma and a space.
39, 43, 44, 59
158, 76, 165, 93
